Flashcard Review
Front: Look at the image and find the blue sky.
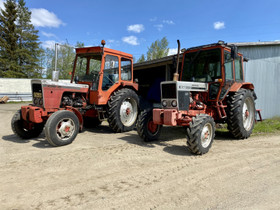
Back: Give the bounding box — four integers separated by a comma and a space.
1, 0, 280, 59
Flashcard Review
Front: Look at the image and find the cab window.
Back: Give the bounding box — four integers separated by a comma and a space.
235, 56, 243, 81
121, 58, 132, 81
102, 55, 119, 90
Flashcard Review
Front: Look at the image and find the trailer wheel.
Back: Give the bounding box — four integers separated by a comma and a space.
136, 109, 162, 142
186, 114, 215, 155
11, 110, 44, 139
108, 88, 139, 132
227, 88, 256, 139
45, 110, 79, 146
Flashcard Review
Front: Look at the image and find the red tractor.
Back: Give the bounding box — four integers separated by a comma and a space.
137, 40, 257, 155
11, 40, 139, 146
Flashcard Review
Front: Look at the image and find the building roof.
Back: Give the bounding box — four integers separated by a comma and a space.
229, 41, 280, 47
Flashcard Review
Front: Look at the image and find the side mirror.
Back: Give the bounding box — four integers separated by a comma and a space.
74, 75, 79, 83
231, 45, 238, 59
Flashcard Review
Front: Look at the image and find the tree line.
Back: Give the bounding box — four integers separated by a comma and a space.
0, 0, 170, 79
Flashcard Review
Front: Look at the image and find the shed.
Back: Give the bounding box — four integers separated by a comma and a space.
232, 42, 280, 119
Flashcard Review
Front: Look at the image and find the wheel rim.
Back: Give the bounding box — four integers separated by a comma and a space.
243, 97, 254, 131
120, 97, 138, 127
147, 119, 159, 135
200, 122, 213, 148
56, 118, 75, 141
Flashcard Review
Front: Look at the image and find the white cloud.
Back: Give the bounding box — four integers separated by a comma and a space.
163, 20, 175, 25
41, 40, 56, 49
213, 21, 225, 30
168, 48, 178, 56
41, 31, 56, 38
31, 8, 64, 28
122, 36, 139, 46
127, 24, 144, 33
150, 17, 157, 22
154, 24, 163, 31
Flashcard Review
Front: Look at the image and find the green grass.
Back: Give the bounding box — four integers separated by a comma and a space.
6, 101, 32, 104
216, 117, 280, 137
253, 117, 280, 135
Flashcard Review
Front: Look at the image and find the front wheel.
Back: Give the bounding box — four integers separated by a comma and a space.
108, 88, 139, 132
136, 110, 162, 142
186, 114, 215, 155
45, 110, 79, 146
11, 110, 44, 139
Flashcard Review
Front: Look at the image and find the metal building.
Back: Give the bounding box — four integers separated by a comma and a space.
233, 42, 280, 119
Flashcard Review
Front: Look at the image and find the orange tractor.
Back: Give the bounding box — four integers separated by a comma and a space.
137, 40, 257, 155
11, 40, 139, 146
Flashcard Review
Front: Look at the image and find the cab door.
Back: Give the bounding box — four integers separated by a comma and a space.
218, 50, 235, 100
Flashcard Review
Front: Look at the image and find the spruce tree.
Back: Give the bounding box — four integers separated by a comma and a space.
0, 0, 21, 77
17, 0, 42, 78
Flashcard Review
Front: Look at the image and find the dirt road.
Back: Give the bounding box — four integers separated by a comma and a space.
1, 103, 280, 209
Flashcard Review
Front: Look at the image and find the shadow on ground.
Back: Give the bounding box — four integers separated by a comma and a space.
2, 133, 53, 149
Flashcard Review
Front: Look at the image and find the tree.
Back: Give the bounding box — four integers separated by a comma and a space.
17, 0, 42, 78
147, 37, 169, 61
136, 37, 170, 63
45, 41, 82, 79
0, 0, 42, 78
0, 0, 21, 77
137, 54, 145, 63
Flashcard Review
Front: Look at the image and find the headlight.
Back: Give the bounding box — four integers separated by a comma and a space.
171, 100, 177, 107
162, 100, 167, 107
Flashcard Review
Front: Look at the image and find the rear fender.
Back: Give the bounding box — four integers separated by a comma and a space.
229, 82, 254, 92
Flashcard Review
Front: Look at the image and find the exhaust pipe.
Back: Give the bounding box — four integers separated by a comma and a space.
52, 43, 59, 82
173, 40, 180, 81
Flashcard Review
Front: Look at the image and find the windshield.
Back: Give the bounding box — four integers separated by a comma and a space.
182, 48, 221, 82
75, 54, 101, 90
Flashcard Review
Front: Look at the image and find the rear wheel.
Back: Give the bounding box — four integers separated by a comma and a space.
137, 110, 162, 142
108, 88, 139, 132
186, 114, 215, 155
45, 110, 79, 146
227, 89, 256, 139
11, 110, 44, 139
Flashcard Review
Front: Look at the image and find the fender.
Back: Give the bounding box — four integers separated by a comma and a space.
65, 106, 83, 131
229, 82, 254, 92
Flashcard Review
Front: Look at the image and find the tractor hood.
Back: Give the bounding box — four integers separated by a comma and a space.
31, 79, 89, 109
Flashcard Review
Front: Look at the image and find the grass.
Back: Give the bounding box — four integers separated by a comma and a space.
216, 117, 280, 137
253, 117, 280, 135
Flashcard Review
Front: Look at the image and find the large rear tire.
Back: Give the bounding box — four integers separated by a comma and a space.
108, 88, 139, 133
45, 110, 79, 146
227, 89, 256, 139
186, 114, 215, 155
137, 109, 162, 142
11, 110, 44, 139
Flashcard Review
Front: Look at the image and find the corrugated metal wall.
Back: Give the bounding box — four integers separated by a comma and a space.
238, 45, 280, 119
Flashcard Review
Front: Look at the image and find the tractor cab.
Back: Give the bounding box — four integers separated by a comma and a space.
180, 42, 244, 102
71, 41, 137, 105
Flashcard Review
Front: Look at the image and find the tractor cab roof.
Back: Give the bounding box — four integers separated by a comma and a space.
75, 46, 133, 59
185, 41, 233, 52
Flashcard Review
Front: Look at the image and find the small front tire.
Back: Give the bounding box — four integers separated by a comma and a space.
137, 110, 162, 142
186, 114, 215, 155
45, 110, 79, 146
11, 109, 44, 139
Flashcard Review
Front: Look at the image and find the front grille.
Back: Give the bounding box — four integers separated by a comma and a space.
32, 83, 43, 107
161, 83, 176, 99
